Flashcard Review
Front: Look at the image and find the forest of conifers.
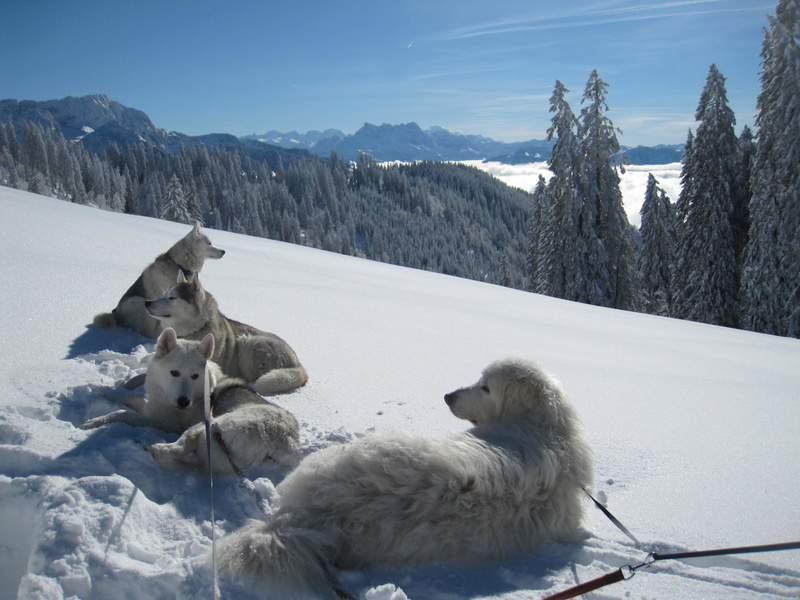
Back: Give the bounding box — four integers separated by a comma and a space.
0, 121, 532, 288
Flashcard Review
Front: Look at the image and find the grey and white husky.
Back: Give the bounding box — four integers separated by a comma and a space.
145, 272, 308, 395
94, 223, 225, 337
82, 328, 300, 474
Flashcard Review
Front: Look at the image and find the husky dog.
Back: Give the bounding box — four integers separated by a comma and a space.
147, 377, 301, 475
217, 359, 594, 595
94, 223, 225, 337
145, 272, 308, 395
82, 328, 215, 433
82, 328, 300, 473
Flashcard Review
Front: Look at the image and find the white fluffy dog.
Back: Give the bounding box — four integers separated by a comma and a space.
217, 358, 594, 595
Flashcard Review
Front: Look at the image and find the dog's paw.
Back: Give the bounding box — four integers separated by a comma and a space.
80, 417, 104, 430
121, 373, 146, 390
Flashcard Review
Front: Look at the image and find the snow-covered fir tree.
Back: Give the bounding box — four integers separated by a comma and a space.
526, 174, 547, 292
161, 173, 193, 224
539, 80, 588, 302
732, 125, 755, 264
579, 70, 641, 311
741, 0, 800, 337
672, 64, 740, 328
639, 174, 676, 316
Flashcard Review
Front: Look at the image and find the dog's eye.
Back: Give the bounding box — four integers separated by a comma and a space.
481, 385, 490, 393
191, 373, 199, 380
169, 296, 177, 301
170, 370, 180, 377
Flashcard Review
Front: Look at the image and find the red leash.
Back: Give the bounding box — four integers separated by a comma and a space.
541, 541, 800, 599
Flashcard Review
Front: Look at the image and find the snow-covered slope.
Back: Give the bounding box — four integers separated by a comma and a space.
1, 188, 798, 600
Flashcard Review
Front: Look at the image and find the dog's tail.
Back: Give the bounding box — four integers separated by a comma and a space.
253, 366, 309, 395
93, 311, 118, 329
217, 519, 335, 593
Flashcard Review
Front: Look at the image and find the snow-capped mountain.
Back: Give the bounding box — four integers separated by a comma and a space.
0, 94, 160, 146
246, 121, 556, 163
0, 95, 312, 164
243, 128, 347, 149
245, 122, 684, 165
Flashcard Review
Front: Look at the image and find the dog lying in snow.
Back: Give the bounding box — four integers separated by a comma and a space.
145, 272, 308, 395
82, 328, 300, 474
94, 223, 225, 338
217, 358, 594, 595
147, 376, 301, 475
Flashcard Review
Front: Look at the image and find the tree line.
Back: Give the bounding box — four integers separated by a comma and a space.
528, 0, 798, 338
0, 118, 531, 288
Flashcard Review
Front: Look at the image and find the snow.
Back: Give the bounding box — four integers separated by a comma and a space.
1, 187, 799, 600
464, 161, 684, 228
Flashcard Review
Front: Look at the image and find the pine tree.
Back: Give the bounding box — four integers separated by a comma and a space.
639, 174, 676, 315
497, 253, 513, 288
733, 126, 755, 264
21, 122, 50, 186
161, 173, 193, 224
526, 175, 547, 292
741, 0, 800, 337
672, 65, 740, 327
579, 70, 640, 310
541, 80, 587, 301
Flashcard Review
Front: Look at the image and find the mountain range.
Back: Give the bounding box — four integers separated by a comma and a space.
0, 95, 312, 166
244, 122, 684, 164
1, 94, 683, 165
242, 122, 557, 163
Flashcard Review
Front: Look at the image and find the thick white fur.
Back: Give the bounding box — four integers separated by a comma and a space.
82, 328, 217, 434
217, 358, 594, 594
147, 387, 301, 474
83, 329, 300, 473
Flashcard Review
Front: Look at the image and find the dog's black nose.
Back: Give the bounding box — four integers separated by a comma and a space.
176, 396, 190, 409
444, 392, 457, 406
144, 300, 152, 307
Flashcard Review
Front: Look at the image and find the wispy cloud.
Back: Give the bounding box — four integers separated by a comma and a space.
439, 0, 772, 41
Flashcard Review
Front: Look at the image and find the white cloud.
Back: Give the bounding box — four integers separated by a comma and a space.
465, 160, 683, 228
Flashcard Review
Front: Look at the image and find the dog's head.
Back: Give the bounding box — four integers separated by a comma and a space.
444, 358, 566, 427
147, 422, 212, 471
190, 222, 226, 261
145, 271, 204, 327
146, 328, 215, 412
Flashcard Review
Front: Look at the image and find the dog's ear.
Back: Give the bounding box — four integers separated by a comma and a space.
500, 379, 533, 419
189, 272, 203, 294
177, 270, 187, 284
197, 333, 215, 361
192, 222, 201, 236
155, 328, 179, 358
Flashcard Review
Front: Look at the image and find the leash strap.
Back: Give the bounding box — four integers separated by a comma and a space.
541, 568, 629, 600
210, 424, 273, 516
584, 489, 642, 547
203, 363, 220, 600
651, 540, 800, 562
542, 540, 800, 599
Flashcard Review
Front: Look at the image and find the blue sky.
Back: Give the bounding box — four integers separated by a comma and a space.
2, 0, 775, 146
